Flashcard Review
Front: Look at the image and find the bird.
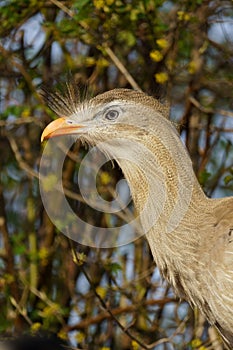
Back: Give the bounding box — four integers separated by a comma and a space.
41, 86, 233, 349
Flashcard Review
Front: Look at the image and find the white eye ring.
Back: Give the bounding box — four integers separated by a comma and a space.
105, 109, 119, 120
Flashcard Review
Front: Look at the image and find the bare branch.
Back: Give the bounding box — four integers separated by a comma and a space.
104, 47, 142, 92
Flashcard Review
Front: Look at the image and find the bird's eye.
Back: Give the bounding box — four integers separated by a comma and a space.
105, 110, 119, 120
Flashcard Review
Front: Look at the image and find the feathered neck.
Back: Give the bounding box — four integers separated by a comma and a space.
109, 118, 209, 303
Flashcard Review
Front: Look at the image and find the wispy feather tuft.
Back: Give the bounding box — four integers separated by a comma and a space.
39, 80, 91, 116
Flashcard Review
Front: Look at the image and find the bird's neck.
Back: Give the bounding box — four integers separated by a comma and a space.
116, 125, 209, 299
118, 126, 207, 233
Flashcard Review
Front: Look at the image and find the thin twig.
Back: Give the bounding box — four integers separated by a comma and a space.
69, 240, 150, 349
9, 296, 33, 326
0, 117, 42, 127
50, 0, 74, 17
104, 47, 142, 92
189, 96, 233, 118
0, 45, 43, 104
66, 296, 176, 331
8, 136, 39, 179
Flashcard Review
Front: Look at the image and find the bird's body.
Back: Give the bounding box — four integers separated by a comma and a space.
41, 88, 233, 348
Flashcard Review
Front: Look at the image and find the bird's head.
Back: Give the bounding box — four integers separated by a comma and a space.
41, 88, 170, 152
40, 87, 173, 242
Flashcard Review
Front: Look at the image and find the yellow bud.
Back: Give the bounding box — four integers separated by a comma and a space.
40, 303, 60, 318
155, 72, 168, 84
150, 50, 163, 62
93, 0, 105, 9
100, 171, 111, 185
188, 60, 198, 74
85, 57, 96, 67
184, 13, 191, 21
191, 338, 202, 347
4, 273, 15, 284
177, 11, 184, 20
73, 252, 86, 266
38, 247, 49, 260
106, 0, 114, 5
177, 11, 191, 21
38, 247, 49, 266
75, 331, 85, 343
31, 322, 41, 332
156, 38, 169, 49
22, 108, 31, 118
96, 286, 107, 299
132, 340, 140, 350
58, 330, 68, 340
97, 58, 109, 68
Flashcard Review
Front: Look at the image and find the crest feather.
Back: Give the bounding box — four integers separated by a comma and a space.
39, 81, 90, 116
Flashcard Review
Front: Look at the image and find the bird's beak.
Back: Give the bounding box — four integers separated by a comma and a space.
41, 117, 83, 142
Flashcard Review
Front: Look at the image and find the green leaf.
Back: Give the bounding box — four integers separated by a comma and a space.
224, 175, 233, 185
74, 0, 90, 10
117, 30, 136, 47
109, 262, 122, 274
13, 244, 27, 255
198, 169, 211, 186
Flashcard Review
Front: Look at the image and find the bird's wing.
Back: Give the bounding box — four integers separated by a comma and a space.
205, 197, 233, 348
212, 197, 233, 270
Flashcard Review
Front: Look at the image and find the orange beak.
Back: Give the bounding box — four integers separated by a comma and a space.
41, 117, 83, 142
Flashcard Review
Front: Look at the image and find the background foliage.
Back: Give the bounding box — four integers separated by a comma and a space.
0, 0, 233, 349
